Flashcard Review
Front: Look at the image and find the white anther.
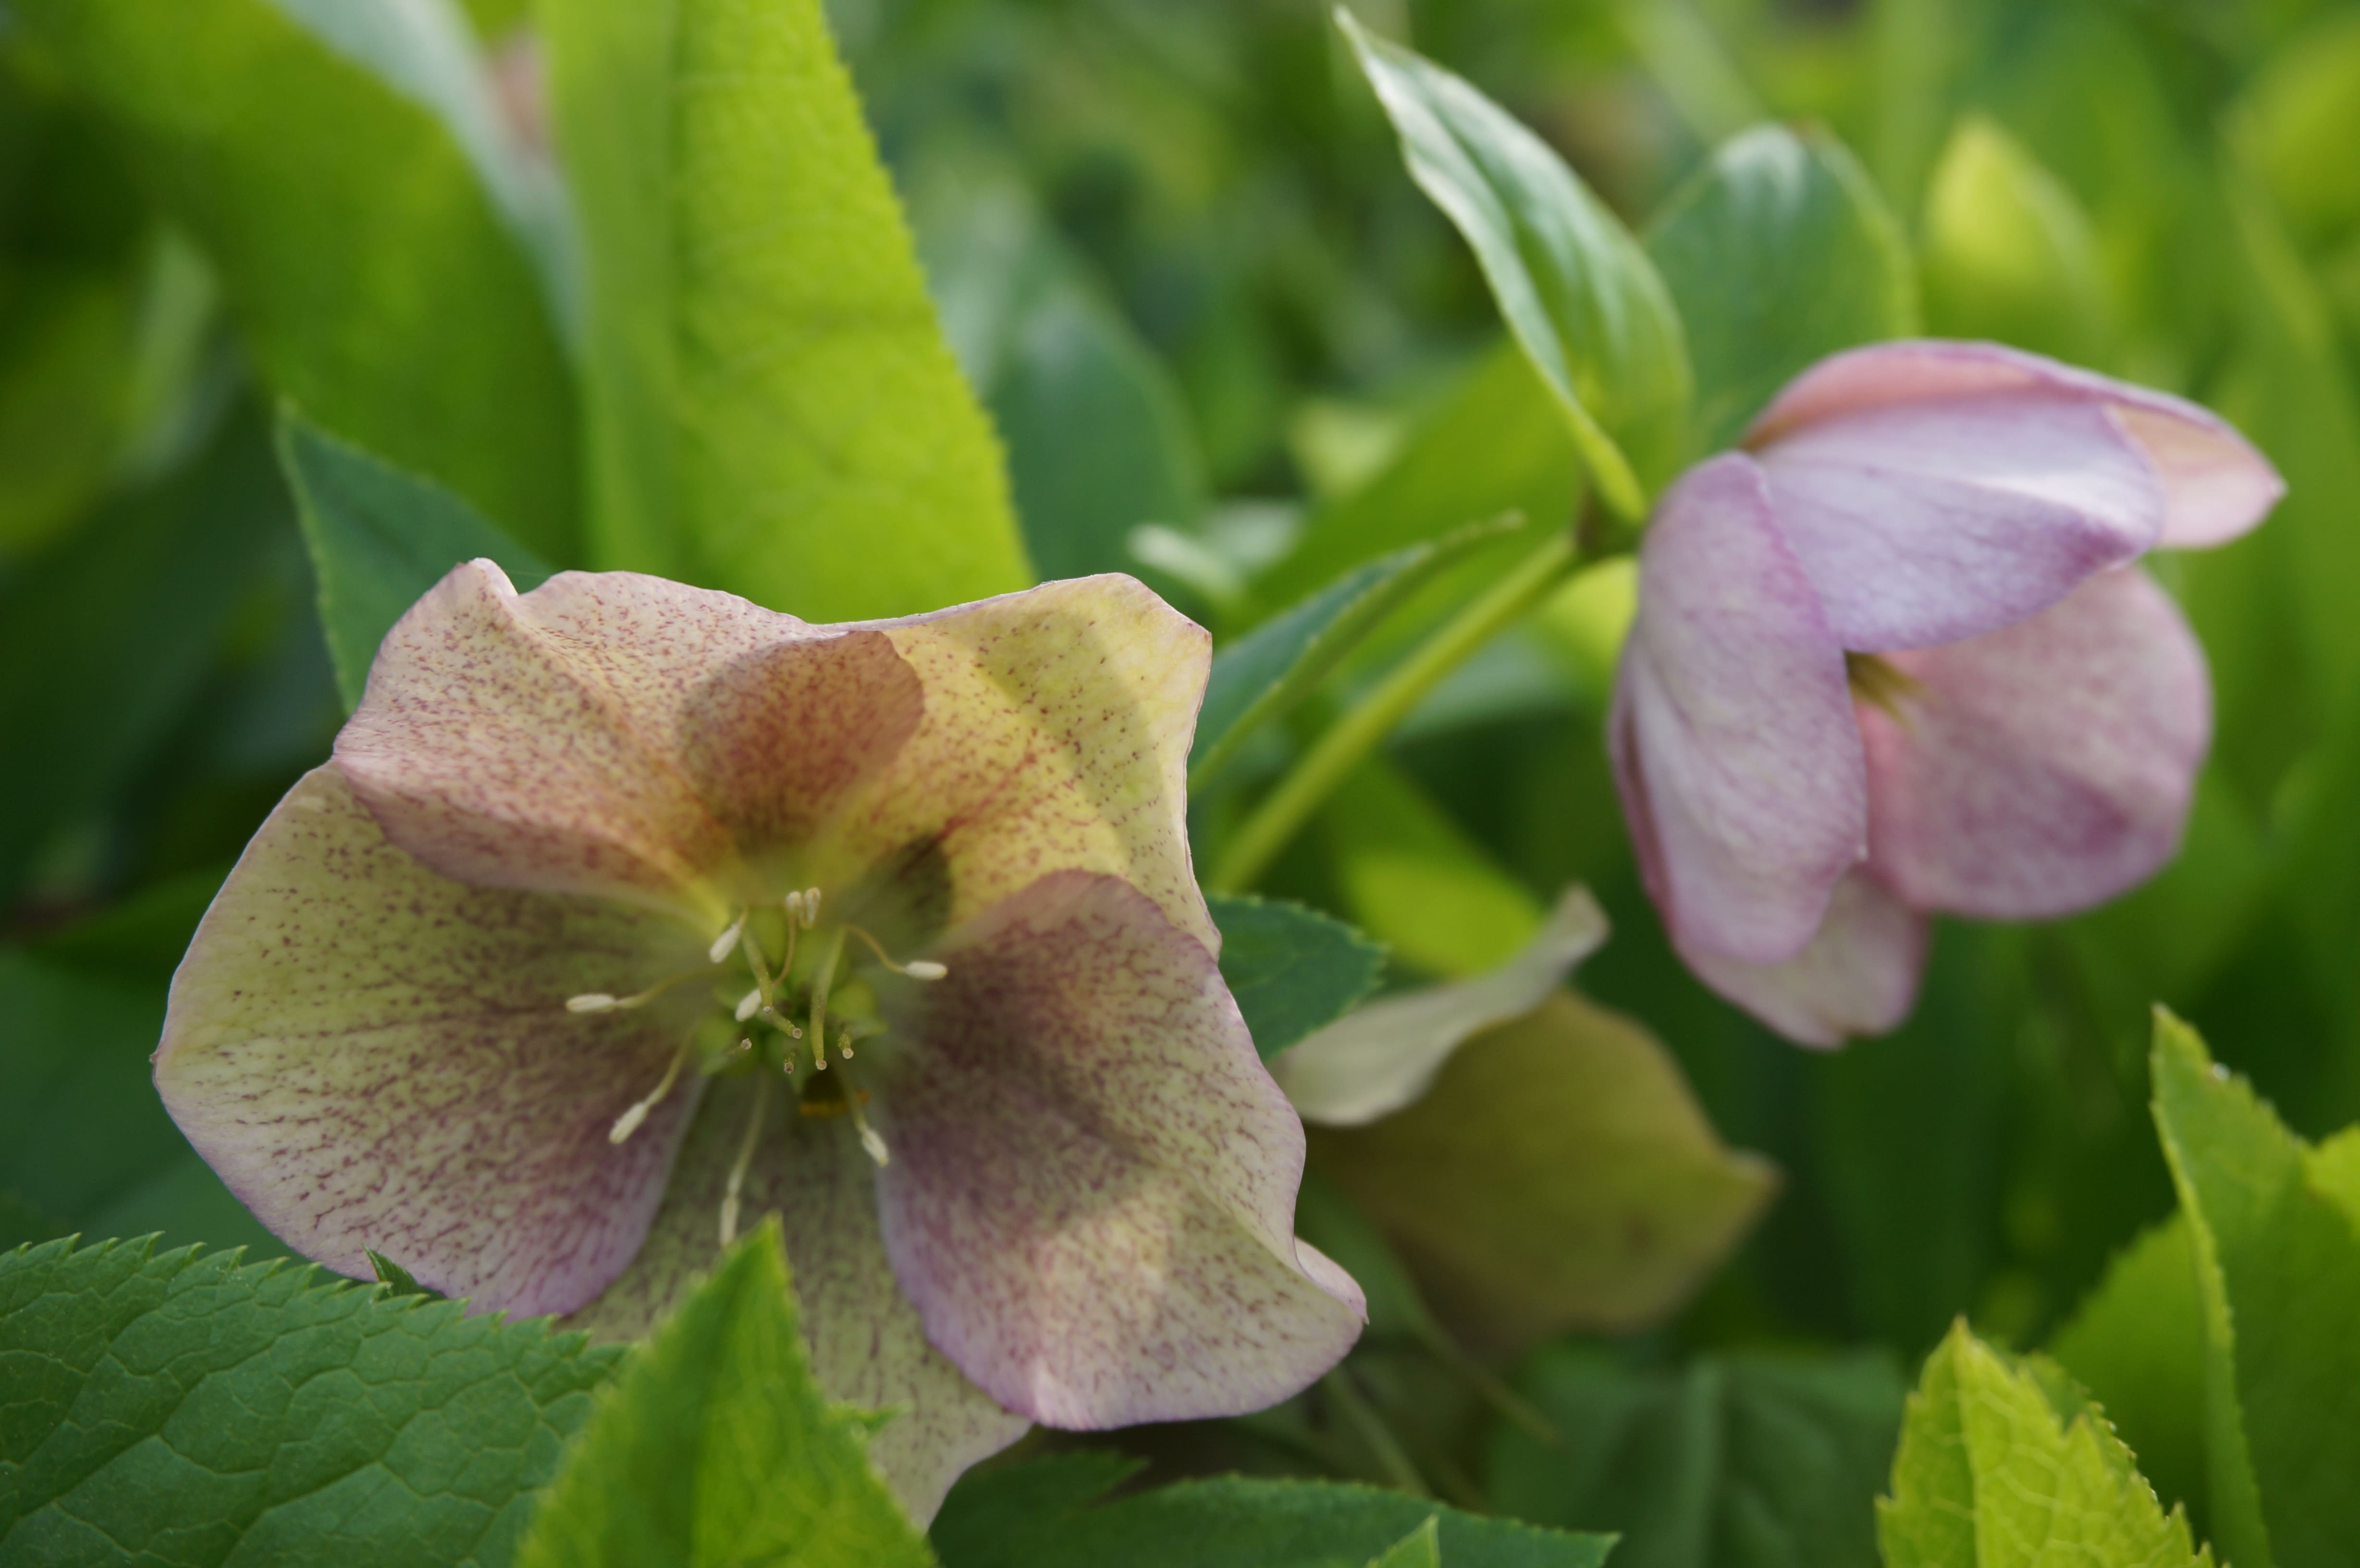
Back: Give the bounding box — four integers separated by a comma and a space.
802, 887, 822, 926
784, 890, 806, 924
609, 1044, 691, 1145
735, 987, 762, 1022
859, 1125, 890, 1166
566, 992, 619, 1014
609, 1102, 651, 1143
903, 960, 947, 981
708, 913, 747, 965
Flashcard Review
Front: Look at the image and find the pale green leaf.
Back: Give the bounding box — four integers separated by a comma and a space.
1645, 122, 1917, 453
514, 1220, 932, 1568
1311, 991, 1776, 1350
1205, 893, 1388, 1061
544, 0, 1032, 620
1878, 1323, 2212, 1568
1920, 115, 2113, 366
2239, 11, 2360, 245
14, 0, 581, 559
1371, 1517, 1443, 1568
1488, 1346, 1904, 1568
1338, 10, 1689, 518
0, 1236, 620, 1567
280, 410, 554, 711
1321, 759, 1546, 979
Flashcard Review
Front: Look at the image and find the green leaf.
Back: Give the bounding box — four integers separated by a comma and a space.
1310, 991, 1775, 1350
0, 1235, 621, 1567
1644, 122, 1917, 453
544, 0, 1032, 621
1919, 115, 2113, 367
1193, 515, 1526, 790
1878, 1322, 2212, 1568
1322, 759, 1547, 979
1487, 1346, 1905, 1568
0, 406, 289, 904
14, 0, 581, 559
368, 1249, 448, 1300
930, 1460, 1610, 1568
2239, 11, 2360, 245
1261, 342, 1580, 612
2150, 1009, 2360, 1568
514, 1220, 932, 1568
1371, 1518, 1443, 1568
280, 410, 555, 711
2046, 1216, 2209, 1531
1205, 893, 1388, 1061
919, 180, 1205, 584
1338, 10, 1689, 518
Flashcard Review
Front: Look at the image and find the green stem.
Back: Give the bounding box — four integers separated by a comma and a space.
1320, 1368, 1430, 1499
1206, 527, 1582, 893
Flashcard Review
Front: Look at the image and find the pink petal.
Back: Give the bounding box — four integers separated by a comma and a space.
873, 870, 1365, 1430
1752, 390, 2163, 651
1859, 565, 2211, 919
1675, 870, 1927, 1048
1611, 453, 1868, 966
565, 1075, 1028, 1526
1749, 340, 2282, 552
335, 562, 923, 918
157, 766, 710, 1317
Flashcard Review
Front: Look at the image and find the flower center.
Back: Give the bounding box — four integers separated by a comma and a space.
565, 884, 946, 1243
1845, 650, 1924, 721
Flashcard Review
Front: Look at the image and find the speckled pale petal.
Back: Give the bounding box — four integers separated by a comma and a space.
1610, 453, 1868, 966
1675, 870, 1925, 1049
335, 563, 925, 920
1747, 339, 2283, 552
156, 766, 710, 1316
1861, 565, 2211, 919
838, 576, 1219, 953
1275, 886, 1608, 1127
563, 1073, 1027, 1527
874, 870, 1365, 1429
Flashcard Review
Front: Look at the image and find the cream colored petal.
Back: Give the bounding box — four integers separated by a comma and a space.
156, 765, 712, 1318
565, 1072, 1028, 1527
1273, 887, 1609, 1127
837, 575, 1218, 953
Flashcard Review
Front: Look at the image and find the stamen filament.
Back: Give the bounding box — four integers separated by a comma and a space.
609, 1043, 691, 1144
566, 968, 711, 1015
845, 924, 947, 982
807, 925, 848, 1073
718, 1073, 772, 1247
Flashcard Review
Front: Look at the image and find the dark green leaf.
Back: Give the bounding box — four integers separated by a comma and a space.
931, 1462, 1610, 1568
514, 1220, 932, 1568
15, 0, 581, 559
1488, 1346, 1904, 1568
0, 406, 288, 904
368, 1249, 447, 1300
929, 1451, 1144, 1564
1206, 893, 1388, 1061
1193, 516, 1525, 789
0, 1235, 620, 1567
1878, 1323, 2211, 1568
1339, 10, 1689, 516
1372, 1518, 1443, 1568
280, 410, 554, 711
1645, 122, 1917, 453
544, 0, 1032, 620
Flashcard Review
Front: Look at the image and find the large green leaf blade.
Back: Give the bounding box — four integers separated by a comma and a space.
544, 0, 1033, 621
280, 411, 555, 711
931, 1459, 1611, 1568
14, 0, 580, 559
2151, 1010, 2360, 1568
1878, 1323, 2212, 1568
1645, 122, 1917, 453
513, 1221, 932, 1568
0, 1236, 620, 1568
1487, 1347, 1905, 1568
1338, 10, 1689, 517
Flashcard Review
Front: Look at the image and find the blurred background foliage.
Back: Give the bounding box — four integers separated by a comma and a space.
7, 0, 2360, 1555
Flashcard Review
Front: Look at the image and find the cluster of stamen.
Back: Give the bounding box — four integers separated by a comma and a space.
565, 882, 947, 1246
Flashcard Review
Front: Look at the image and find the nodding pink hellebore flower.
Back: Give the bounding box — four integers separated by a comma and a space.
155, 564, 1365, 1520
1611, 341, 2285, 1047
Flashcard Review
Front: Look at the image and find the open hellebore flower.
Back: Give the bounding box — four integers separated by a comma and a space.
1611, 340, 2285, 1046
156, 563, 1364, 1519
